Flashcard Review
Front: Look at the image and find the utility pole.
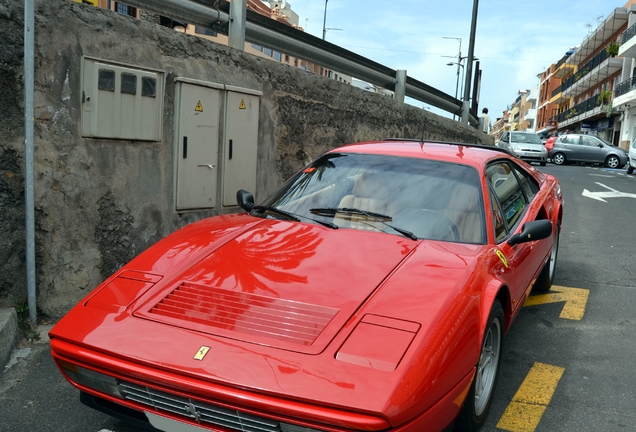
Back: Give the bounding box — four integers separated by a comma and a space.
461, 0, 479, 126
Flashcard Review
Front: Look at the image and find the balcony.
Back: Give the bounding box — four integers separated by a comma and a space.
567, 7, 630, 66
551, 93, 612, 128
561, 49, 622, 97
553, 62, 575, 79
613, 76, 636, 108
620, 22, 636, 58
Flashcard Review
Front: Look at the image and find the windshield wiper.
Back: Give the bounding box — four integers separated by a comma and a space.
251, 205, 338, 229
309, 207, 417, 240
310, 207, 392, 220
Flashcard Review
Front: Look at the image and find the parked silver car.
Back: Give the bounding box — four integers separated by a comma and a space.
498, 131, 548, 166
549, 134, 628, 168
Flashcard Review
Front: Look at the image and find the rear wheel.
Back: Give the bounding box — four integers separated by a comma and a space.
552, 153, 566, 165
606, 155, 620, 168
533, 226, 560, 292
540, 161, 547, 166
454, 300, 504, 431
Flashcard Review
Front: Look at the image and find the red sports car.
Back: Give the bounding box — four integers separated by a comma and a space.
50, 140, 563, 432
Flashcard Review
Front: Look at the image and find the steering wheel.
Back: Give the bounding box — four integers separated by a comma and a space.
394, 209, 461, 242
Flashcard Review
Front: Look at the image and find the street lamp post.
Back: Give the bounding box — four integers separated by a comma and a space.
322, 0, 329, 40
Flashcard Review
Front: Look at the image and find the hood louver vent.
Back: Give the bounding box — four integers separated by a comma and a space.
147, 282, 338, 346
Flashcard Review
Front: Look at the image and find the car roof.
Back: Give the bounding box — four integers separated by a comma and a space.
327, 139, 512, 170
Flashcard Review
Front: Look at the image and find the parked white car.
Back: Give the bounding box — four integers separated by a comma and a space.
498, 131, 548, 166
628, 138, 636, 174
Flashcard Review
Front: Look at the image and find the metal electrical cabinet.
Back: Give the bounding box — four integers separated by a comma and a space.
174, 80, 222, 210
174, 80, 261, 211
81, 57, 164, 141
223, 88, 260, 207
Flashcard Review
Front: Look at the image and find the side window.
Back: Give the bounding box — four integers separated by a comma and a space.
489, 187, 507, 242
486, 162, 528, 239
581, 136, 597, 146
510, 164, 539, 201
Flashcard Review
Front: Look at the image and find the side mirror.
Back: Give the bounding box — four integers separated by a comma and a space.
236, 189, 255, 211
508, 220, 552, 246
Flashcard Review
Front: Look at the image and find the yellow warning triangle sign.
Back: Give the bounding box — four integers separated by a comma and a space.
239, 99, 246, 109
195, 101, 203, 112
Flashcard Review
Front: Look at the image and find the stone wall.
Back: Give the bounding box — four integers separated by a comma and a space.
0, 0, 492, 319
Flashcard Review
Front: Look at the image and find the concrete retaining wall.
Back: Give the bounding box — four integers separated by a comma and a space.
0, 0, 492, 319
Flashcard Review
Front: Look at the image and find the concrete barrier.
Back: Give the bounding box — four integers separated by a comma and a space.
0, 308, 18, 370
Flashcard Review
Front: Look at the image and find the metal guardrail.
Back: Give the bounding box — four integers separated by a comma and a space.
121, 0, 478, 125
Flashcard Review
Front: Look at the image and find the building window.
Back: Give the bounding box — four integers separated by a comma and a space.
195, 26, 217, 37
273, 51, 281, 61
263, 47, 273, 57
114, 3, 136, 17
285, 55, 290, 62
251, 44, 262, 51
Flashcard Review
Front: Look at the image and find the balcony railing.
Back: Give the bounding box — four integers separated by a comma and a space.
622, 22, 636, 45
561, 48, 610, 93
614, 76, 636, 98
551, 83, 563, 99
549, 93, 607, 124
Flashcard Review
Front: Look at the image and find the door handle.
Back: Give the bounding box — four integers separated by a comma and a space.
229, 139, 233, 160
183, 137, 188, 159
197, 164, 216, 169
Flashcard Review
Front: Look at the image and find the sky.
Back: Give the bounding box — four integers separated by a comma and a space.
274, 0, 619, 122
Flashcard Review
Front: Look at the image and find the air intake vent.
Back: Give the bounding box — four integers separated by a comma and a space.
120, 380, 281, 432
146, 282, 338, 346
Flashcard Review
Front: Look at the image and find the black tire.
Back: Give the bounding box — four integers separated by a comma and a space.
540, 162, 547, 166
605, 155, 620, 169
533, 226, 559, 292
626, 163, 634, 175
552, 153, 566, 165
454, 300, 504, 432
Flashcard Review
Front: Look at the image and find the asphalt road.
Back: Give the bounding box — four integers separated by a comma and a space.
1, 163, 635, 432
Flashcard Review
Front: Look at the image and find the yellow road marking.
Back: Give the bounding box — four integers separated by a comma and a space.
497, 362, 565, 432
524, 285, 589, 320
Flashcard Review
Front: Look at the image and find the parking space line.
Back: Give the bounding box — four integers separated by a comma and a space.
496, 362, 565, 432
524, 285, 589, 320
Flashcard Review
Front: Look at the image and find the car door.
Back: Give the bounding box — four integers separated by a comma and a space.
558, 135, 583, 161
486, 161, 547, 308
580, 135, 606, 163
499, 132, 510, 150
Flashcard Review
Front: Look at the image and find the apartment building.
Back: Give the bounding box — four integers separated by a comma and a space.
550, 5, 632, 145
491, 110, 509, 143
536, 62, 561, 133
612, 2, 636, 147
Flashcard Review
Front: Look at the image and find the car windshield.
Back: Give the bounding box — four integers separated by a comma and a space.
259, 153, 485, 243
511, 133, 543, 145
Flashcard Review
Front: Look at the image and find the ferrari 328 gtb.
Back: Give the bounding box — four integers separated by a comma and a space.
50, 139, 563, 432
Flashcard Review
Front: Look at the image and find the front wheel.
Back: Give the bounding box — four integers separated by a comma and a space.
606, 155, 620, 169
627, 162, 634, 174
552, 153, 566, 165
454, 300, 504, 431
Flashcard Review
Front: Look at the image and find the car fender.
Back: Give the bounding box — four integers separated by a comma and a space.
479, 277, 511, 335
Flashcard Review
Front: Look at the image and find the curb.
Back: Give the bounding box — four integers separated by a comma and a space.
0, 308, 19, 371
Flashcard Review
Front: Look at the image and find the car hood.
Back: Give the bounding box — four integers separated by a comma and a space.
51, 214, 488, 418
54, 214, 420, 354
